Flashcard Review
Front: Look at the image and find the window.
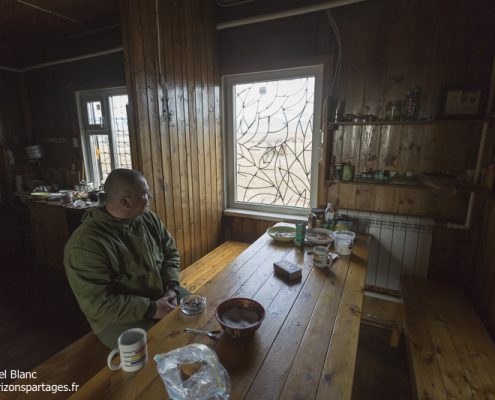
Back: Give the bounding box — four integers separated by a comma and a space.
224, 66, 323, 215
76, 88, 132, 189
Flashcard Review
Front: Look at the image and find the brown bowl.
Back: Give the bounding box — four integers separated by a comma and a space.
215, 297, 266, 338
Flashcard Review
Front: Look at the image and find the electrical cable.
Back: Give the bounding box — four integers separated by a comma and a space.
14, 0, 82, 24
326, 10, 341, 95
216, 0, 254, 7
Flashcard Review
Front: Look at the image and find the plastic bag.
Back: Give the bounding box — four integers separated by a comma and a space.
154, 343, 230, 400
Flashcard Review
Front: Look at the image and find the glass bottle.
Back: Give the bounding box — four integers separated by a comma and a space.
324, 202, 335, 228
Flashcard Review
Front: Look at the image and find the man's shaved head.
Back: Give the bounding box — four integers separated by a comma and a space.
104, 169, 146, 203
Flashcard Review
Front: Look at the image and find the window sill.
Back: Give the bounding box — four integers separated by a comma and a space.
223, 208, 307, 223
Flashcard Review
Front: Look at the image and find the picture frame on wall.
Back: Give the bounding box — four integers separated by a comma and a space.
438, 86, 486, 119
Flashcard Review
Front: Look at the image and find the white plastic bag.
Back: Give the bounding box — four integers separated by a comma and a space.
154, 343, 230, 400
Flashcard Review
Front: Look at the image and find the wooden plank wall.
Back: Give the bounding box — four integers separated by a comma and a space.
218, 0, 495, 285
327, 118, 482, 218
0, 70, 26, 204
121, 0, 223, 268
224, 216, 274, 243
23, 52, 126, 172
469, 198, 495, 338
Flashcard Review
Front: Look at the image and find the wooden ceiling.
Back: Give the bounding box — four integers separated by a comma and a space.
0, 0, 121, 67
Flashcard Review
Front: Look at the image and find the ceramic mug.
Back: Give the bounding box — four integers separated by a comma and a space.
313, 245, 331, 268
107, 328, 148, 372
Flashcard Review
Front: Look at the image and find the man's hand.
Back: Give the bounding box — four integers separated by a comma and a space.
164, 289, 178, 306
153, 290, 178, 319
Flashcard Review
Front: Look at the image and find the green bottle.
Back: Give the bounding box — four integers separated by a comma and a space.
294, 223, 306, 247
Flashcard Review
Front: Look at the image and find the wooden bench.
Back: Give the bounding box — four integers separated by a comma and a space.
10, 241, 249, 400
401, 277, 495, 400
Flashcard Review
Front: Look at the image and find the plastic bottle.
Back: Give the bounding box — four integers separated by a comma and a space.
294, 223, 306, 248
324, 203, 335, 227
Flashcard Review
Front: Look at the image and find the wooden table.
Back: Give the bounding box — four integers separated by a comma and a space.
71, 231, 369, 400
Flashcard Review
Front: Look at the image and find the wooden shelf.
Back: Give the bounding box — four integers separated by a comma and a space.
326, 179, 489, 193
329, 118, 489, 127
325, 180, 422, 189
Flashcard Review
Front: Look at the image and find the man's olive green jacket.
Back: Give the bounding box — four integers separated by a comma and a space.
64, 206, 180, 345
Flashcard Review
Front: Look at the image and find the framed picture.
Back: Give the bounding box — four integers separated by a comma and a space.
438, 86, 486, 119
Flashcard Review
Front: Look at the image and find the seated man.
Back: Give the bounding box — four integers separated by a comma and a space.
64, 169, 189, 348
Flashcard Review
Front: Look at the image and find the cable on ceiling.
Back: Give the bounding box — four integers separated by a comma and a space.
14, 0, 82, 24
216, 0, 254, 7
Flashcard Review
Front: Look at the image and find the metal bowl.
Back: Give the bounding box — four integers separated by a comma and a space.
305, 228, 333, 245
215, 298, 265, 338
267, 226, 296, 243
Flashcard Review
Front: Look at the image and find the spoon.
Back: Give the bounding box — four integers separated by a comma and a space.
184, 328, 223, 339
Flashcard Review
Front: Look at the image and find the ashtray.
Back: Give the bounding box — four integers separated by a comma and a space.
180, 295, 206, 315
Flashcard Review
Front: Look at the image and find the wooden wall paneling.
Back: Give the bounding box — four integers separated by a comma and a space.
120, 1, 142, 169
420, 124, 444, 173
172, 0, 193, 267
153, 4, 176, 242
379, 0, 411, 104
160, 0, 185, 264
412, 189, 435, 217
332, 126, 344, 164
355, 183, 375, 211
398, 125, 423, 174
177, 0, 194, 265
240, 218, 255, 243
191, 1, 208, 257
358, 124, 380, 173
378, 124, 401, 171
335, 3, 368, 115
338, 183, 357, 209
230, 216, 243, 242
183, 0, 201, 261
140, 0, 167, 224
327, 183, 340, 206
198, 1, 214, 253
441, 122, 469, 174
361, 0, 390, 118
393, 187, 416, 215
205, 0, 224, 247
398, 0, 437, 111
122, 2, 149, 198
122, 0, 222, 268
342, 125, 362, 165
204, 0, 222, 250
465, 123, 483, 170
434, 192, 468, 223
373, 186, 396, 213
472, 199, 495, 336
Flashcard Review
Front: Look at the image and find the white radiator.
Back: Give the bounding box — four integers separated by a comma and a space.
338, 210, 434, 292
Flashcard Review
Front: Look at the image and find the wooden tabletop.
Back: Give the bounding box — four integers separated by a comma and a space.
70, 231, 369, 400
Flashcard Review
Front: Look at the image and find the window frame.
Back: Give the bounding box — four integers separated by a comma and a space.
223, 65, 324, 216
75, 86, 129, 189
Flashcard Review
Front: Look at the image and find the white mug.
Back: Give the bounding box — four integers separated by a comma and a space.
107, 328, 148, 372
313, 246, 331, 268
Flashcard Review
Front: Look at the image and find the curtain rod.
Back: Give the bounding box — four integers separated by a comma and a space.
216, 0, 367, 30
0, 47, 123, 73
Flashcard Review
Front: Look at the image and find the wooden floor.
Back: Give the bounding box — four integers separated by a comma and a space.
352, 324, 411, 400
1, 245, 411, 399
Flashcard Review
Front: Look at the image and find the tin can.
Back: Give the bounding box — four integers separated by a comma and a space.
342, 164, 354, 181
334, 164, 343, 181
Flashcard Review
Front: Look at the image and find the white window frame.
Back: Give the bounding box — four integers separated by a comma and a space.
223, 65, 323, 216
75, 86, 129, 189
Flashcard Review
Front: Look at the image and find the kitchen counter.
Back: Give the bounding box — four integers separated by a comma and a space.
27, 200, 98, 271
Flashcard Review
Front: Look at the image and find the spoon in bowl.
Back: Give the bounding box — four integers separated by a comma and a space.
184, 328, 223, 339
